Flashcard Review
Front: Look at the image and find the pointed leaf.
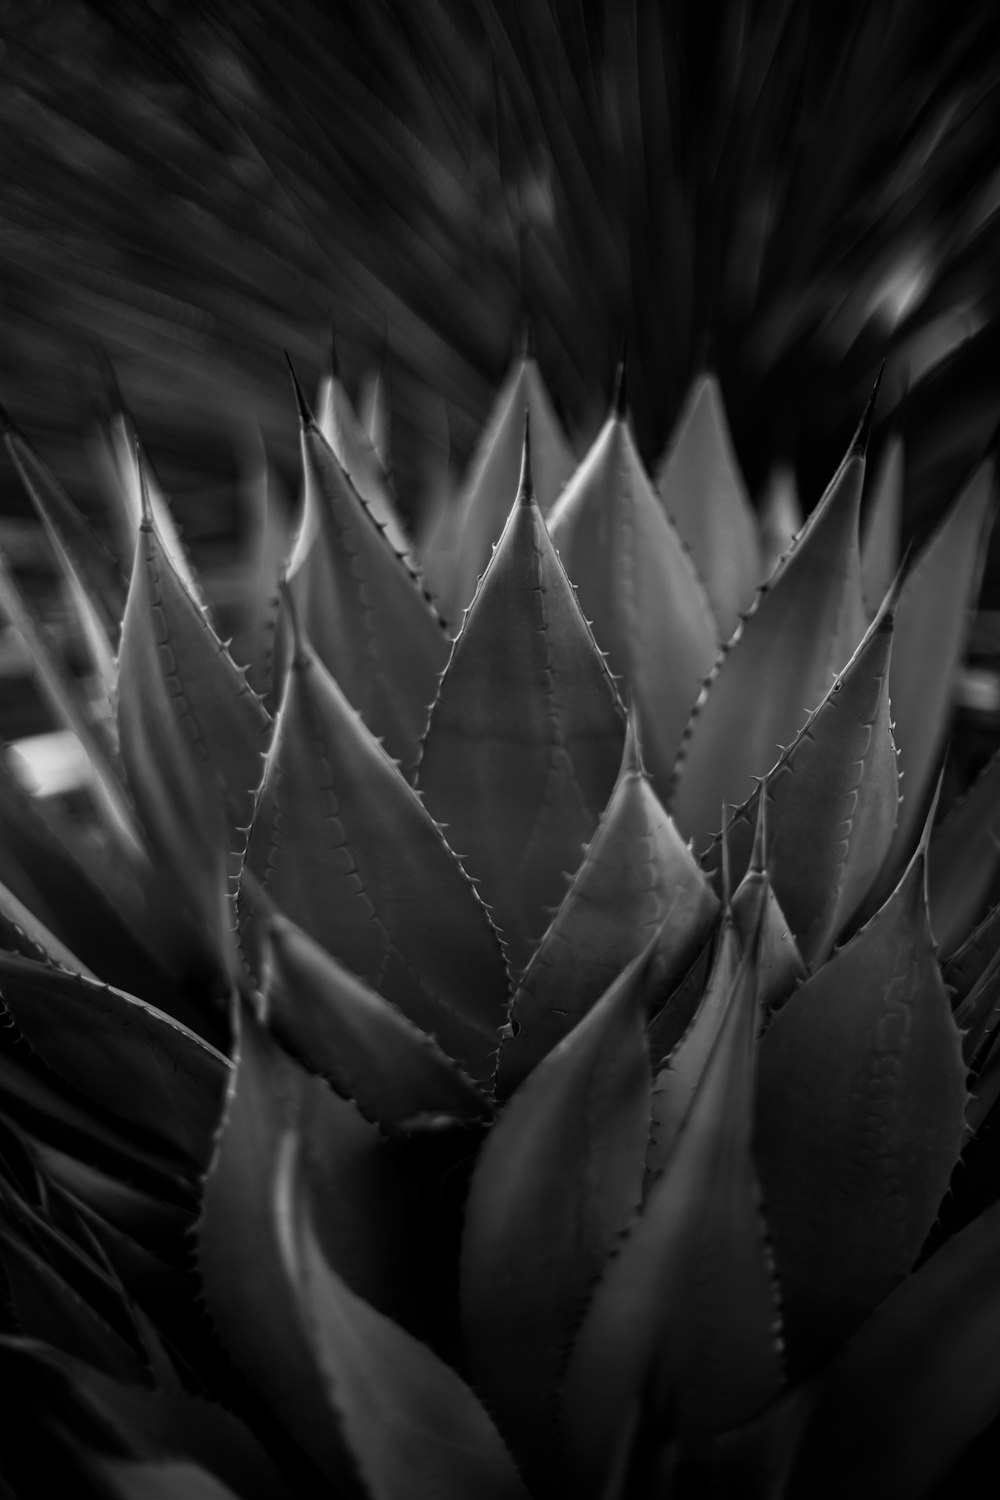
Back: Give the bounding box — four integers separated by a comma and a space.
945, 899, 1000, 1007
278, 1133, 530, 1500
417, 449, 625, 973
461, 949, 653, 1486
562, 942, 783, 1495
672, 398, 873, 852
0, 953, 229, 1167
263, 910, 492, 1131
757, 464, 803, 583
287, 389, 448, 775
703, 585, 900, 966
881, 454, 995, 874
754, 835, 969, 1372
316, 369, 410, 559
500, 721, 718, 1091
0, 872, 96, 975
198, 1001, 416, 1493
786, 1199, 1000, 1500
99, 408, 201, 602
729, 799, 808, 1013
547, 413, 718, 802
861, 434, 903, 612
450, 355, 576, 621
929, 749, 1000, 955
655, 373, 760, 639
241, 616, 510, 1086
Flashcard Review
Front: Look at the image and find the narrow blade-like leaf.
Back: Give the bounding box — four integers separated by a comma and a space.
861, 433, 903, 613
928, 748, 1000, 955
316, 363, 410, 560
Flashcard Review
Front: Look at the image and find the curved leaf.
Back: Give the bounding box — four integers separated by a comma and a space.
241, 607, 510, 1087
0, 953, 229, 1167
499, 719, 718, 1092
929, 748, 1000, 955
880, 452, 995, 877
449, 353, 576, 623
461, 948, 653, 1488
562, 939, 783, 1495
671, 386, 874, 852
263, 909, 492, 1131
287, 369, 451, 776
416, 434, 625, 973
547, 410, 718, 803
278, 1134, 530, 1500
702, 581, 900, 966
0, 872, 97, 976
654, 372, 760, 639
754, 829, 969, 1373
861, 433, 903, 613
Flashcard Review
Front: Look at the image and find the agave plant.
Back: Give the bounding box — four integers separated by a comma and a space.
0, 344, 997, 1500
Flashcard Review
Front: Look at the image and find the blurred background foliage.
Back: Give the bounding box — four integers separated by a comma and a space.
1, 0, 1000, 573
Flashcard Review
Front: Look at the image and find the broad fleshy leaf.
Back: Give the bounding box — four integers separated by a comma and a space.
785, 1199, 1000, 1500
0, 953, 229, 1167
879, 452, 995, 877
861, 433, 903, 613
671, 386, 875, 852
562, 939, 783, 1495
499, 719, 718, 1092
754, 827, 969, 1373
654, 372, 760, 639
547, 409, 718, 803
85, 1457, 244, 1500
277, 1133, 530, 1500
263, 909, 492, 1131
198, 1000, 416, 1494
702, 581, 900, 966
241, 607, 510, 1086
286, 368, 449, 776
928, 748, 1000, 955
728, 796, 808, 1013
316, 361, 411, 560
449, 353, 576, 623
417, 436, 625, 974
461, 948, 653, 1488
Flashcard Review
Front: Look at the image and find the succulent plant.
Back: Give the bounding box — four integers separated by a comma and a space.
0, 346, 998, 1500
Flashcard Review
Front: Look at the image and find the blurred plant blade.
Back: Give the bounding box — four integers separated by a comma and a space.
928, 748, 1000, 955
860, 433, 903, 613
316, 363, 410, 560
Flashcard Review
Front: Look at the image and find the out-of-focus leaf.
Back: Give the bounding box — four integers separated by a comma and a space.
0, 953, 229, 1168
85, 1456, 244, 1500
757, 465, 803, 584
198, 1000, 416, 1494
671, 388, 874, 853
928, 749, 1000, 955
879, 452, 995, 880
562, 939, 783, 1495
263, 909, 492, 1131
228, 426, 292, 710
654, 372, 760, 640
117, 457, 272, 957
754, 825, 969, 1373
417, 435, 625, 974
448, 353, 576, 625
957, 950, 1000, 1071
287, 367, 449, 776
278, 1127, 530, 1500
461, 948, 652, 1488
0, 872, 97, 975
499, 718, 718, 1092
241, 605, 510, 1088
785, 1199, 1000, 1500
702, 579, 900, 967
97, 405, 201, 603
946, 899, 1000, 1007
861, 433, 903, 613
547, 406, 718, 804
316, 361, 410, 560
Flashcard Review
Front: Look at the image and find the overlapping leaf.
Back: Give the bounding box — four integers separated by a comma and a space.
316, 357, 410, 560
754, 827, 969, 1373
461, 949, 652, 1488
547, 405, 718, 804
654, 372, 760, 640
499, 719, 718, 1091
241, 607, 510, 1086
928, 748, 1000, 955
671, 388, 875, 852
417, 439, 625, 974
286, 369, 448, 775
860, 433, 903, 613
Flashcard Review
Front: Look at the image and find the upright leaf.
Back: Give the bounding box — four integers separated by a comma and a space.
671, 385, 876, 852
461, 950, 652, 1488
449, 353, 576, 622
861, 433, 903, 612
654, 372, 760, 640
879, 452, 995, 876
286, 365, 448, 775
500, 718, 718, 1091
562, 941, 783, 1496
241, 605, 510, 1087
754, 824, 969, 1373
316, 356, 410, 560
417, 431, 625, 974
757, 464, 803, 583
928, 748, 1000, 955
728, 794, 808, 1014
547, 405, 718, 804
